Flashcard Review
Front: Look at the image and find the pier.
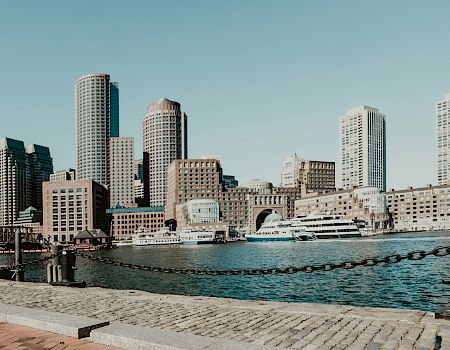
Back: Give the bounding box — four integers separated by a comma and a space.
0, 281, 448, 349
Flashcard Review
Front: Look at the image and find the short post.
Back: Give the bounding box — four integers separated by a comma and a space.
48, 246, 85, 288
14, 228, 24, 282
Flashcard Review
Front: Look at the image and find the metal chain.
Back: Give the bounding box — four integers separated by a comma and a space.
0, 253, 60, 271
75, 245, 450, 276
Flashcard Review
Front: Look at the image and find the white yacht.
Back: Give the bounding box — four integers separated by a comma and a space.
245, 211, 309, 242
112, 239, 133, 247
246, 221, 307, 242
179, 230, 215, 244
292, 214, 363, 239
132, 227, 181, 246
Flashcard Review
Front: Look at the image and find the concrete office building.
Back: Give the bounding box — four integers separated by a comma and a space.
0, 138, 53, 226
280, 154, 303, 188
340, 106, 386, 192
294, 187, 389, 230
298, 160, 335, 194
437, 93, 450, 185
75, 73, 119, 186
386, 184, 450, 231
50, 169, 76, 182
166, 159, 253, 231
143, 98, 187, 207
109, 137, 134, 207
42, 180, 108, 243
106, 206, 164, 240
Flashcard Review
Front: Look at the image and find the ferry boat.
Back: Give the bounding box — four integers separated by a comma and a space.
179, 230, 215, 244
246, 220, 308, 242
132, 227, 181, 246
291, 214, 363, 239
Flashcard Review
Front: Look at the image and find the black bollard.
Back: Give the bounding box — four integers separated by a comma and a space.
14, 229, 24, 282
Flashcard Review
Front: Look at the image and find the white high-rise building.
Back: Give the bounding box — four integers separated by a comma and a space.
280, 154, 303, 187
437, 93, 450, 185
75, 73, 119, 186
143, 98, 187, 207
339, 106, 386, 192
109, 137, 134, 207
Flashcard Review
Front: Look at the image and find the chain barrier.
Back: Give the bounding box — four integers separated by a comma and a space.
0, 253, 60, 271
75, 245, 450, 276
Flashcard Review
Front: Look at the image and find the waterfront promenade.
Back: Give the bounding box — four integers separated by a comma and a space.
0, 281, 448, 349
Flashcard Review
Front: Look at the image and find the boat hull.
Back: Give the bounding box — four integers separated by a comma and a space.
246, 236, 292, 242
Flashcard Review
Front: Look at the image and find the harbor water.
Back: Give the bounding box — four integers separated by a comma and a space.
3, 232, 450, 313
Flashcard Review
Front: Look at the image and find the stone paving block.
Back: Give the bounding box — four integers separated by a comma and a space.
0, 303, 109, 339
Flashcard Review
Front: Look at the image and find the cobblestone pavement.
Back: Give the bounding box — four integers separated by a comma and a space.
0, 281, 448, 350
0, 322, 120, 349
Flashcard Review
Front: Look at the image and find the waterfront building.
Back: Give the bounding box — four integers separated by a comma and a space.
26, 144, 53, 211
109, 137, 134, 207
294, 187, 389, 230
143, 98, 188, 207
339, 106, 386, 192
0, 138, 53, 226
42, 180, 109, 243
166, 159, 223, 221
242, 180, 302, 231
166, 159, 253, 231
75, 73, 119, 186
298, 160, 335, 194
106, 206, 164, 240
437, 93, 450, 185
386, 184, 450, 231
50, 169, 76, 182
280, 154, 303, 187
223, 175, 238, 188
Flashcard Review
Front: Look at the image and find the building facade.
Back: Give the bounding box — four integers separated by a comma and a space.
437, 93, 450, 185
26, 144, 53, 211
340, 106, 386, 192
143, 98, 187, 207
280, 154, 303, 187
42, 180, 108, 243
294, 187, 389, 230
0, 138, 53, 226
109, 137, 134, 207
223, 175, 238, 188
106, 206, 164, 240
386, 184, 450, 231
75, 73, 119, 186
50, 169, 76, 182
298, 160, 335, 194
165, 159, 253, 231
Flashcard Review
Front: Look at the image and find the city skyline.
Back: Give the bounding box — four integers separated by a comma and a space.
2, 1, 450, 189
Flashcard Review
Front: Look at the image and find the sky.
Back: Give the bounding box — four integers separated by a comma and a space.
1, 0, 449, 190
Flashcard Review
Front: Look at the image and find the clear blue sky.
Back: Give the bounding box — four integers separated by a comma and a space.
1, 0, 449, 189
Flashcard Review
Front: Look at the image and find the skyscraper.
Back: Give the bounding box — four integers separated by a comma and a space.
75, 73, 119, 186
26, 144, 53, 211
0, 138, 53, 225
437, 93, 450, 185
143, 98, 188, 207
339, 106, 386, 192
109, 137, 134, 207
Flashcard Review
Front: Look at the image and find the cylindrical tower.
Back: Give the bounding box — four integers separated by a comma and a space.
75, 73, 111, 185
143, 98, 188, 207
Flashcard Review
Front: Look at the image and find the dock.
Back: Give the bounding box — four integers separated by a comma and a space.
0, 281, 448, 349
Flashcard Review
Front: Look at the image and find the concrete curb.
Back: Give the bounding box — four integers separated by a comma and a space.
90, 321, 279, 350
0, 303, 109, 338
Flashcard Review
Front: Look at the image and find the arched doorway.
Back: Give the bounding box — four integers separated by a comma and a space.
255, 209, 280, 230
